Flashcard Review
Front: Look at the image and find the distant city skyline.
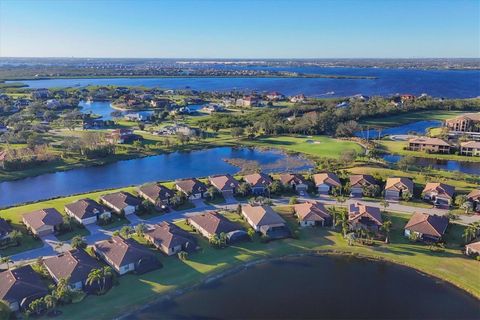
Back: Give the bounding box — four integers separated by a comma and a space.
1, 0, 479, 59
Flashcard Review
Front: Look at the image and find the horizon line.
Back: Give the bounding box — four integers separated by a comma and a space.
1, 56, 479, 60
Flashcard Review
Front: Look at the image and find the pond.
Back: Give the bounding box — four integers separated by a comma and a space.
383, 154, 480, 175
127, 255, 480, 319
0, 147, 312, 208
355, 120, 442, 138
78, 100, 153, 120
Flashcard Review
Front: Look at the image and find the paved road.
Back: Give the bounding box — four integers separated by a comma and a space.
6, 195, 480, 266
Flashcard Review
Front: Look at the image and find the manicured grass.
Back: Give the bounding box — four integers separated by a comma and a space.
55, 210, 478, 320
102, 215, 131, 230
241, 135, 364, 159
379, 140, 480, 162
0, 235, 43, 256
174, 201, 196, 211
360, 110, 464, 128
56, 226, 90, 242
204, 195, 226, 205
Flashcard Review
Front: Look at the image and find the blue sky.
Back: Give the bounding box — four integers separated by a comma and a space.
0, 0, 479, 58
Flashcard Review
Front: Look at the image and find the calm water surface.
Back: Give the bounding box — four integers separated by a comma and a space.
355, 120, 442, 138
383, 154, 480, 175
11, 67, 480, 98
129, 255, 480, 319
0, 147, 312, 208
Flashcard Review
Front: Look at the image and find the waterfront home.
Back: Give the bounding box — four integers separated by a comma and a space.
293, 201, 331, 227
241, 204, 290, 239
290, 94, 306, 103
124, 112, 150, 122
100, 191, 141, 216
384, 177, 414, 200
244, 173, 272, 195
348, 203, 383, 233
422, 183, 455, 207
187, 211, 247, 243
201, 104, 224, 114
279, 173, 308, 194
266, 91, 285, 101
0, 218, 13, 241
236, 95, 260, 107
175, 178, 208, 200
349, 174, 379, 197
0, 265, 49, 312
144, 221, 197, 255
43, 249, 104, 292
93, 236, 161, 275
466, 189, 480, 212
465, 241, 480, 256
106, 129, 140, 144
65, 199, 111, 225
404, 212, 449, 242
445, 113, 480, 133
137, 183, 173, 208
22, 208, 63, 236
150, 98, 171, 108
313, 172, 341, 195
407, 137, 451, 154
460, 141, 480, 156
208, 174, 240, 196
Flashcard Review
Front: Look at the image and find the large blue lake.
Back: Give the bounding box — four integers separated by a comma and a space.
12, 67, 480, 98
0, 147, 312, 208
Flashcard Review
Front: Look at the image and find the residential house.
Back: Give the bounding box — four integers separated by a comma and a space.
236, 96, 260, 107
106, 129, 141, 144
279, 173, 308, 194
348, 203, 383, 233
460, 141, 480, 156
175, 178, 207, 200
384, 177, 414, 200
208, 174, 240, 196
150, 98, 171, 108
100, 192, 141, 215
137, 184, 173, 208
266, 91, 285, 101
43, 249, 104, 292
349, 174, 379, 197
408, 137, 451, 154
144, 221, 197, 255
294, 201, 331, 227
0, 218, 12, 241
93, 236, 161, 275
0, 265, 49, 312
187, 211, 247, 243
46, 99, 61, 109
400, 94, 416, 103
244, 173, 272, 195
422, 183, 455, 207
124, 112, 150, 122
404, 212, 449, 242
290, 94, 306, 103
22, 208, 63, 236
466, 189, 480, 212
65, 199, 111, 225
201, 104, 224, 114
313, 172, 341, 195
445, 113, 480, 133
465, 241, 480, 256
241, 204, 290, 239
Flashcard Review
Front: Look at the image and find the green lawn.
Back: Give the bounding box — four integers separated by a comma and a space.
54, 210, 479, 320
360, 110, 464, 128
241, 135, 364, 159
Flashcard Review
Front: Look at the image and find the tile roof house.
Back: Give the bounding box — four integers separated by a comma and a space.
0, 265, 49, 312
445, 113, 480, 133
404, 213, 449, 242
313, 172, 341, 194
349, 174, 379, 197
422, 183, 455, 207
294, 201, 332, 227
208, 174, 240, 195
384, 177, 414, 200
465, 241, 480, 256
137, 184, 174, 208
43, 249, 103, 292
279, 173, 308, 194
93, 236, 161, 275
175, 178, 207, 200
467, 189, 480, 212
22, 208, 63, 236
0, 218, 13, 241
243, 173, 272, 195
65, 199, 111, 225
144, 221, 198, 255
460, 141, 480, 157
100, 192, 141, 215
348, 203, 383, 233
241, 204, 290, 239
187, 211, 247, 243
408, 137, 451, 154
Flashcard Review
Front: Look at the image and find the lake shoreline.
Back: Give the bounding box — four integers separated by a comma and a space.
116, 250, 480, 320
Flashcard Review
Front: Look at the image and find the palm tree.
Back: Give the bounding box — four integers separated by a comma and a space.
29, 298, 46, 316
463, 223, 479, 244
237, 182, 251, 197
380, 199, 389, 213
9, 230, 23, 245
43, 294, 57, 312
53, 278, 73, 303
101, 266, 113, 293
86, 268, 103, 294
381, 220, 393, 244
0, 300, 11, 320
120, 226, 133, 238
71, 236, 87, 249
206, 186, 218, 200
135, 223, 146, 237
0, 256, 12, 270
